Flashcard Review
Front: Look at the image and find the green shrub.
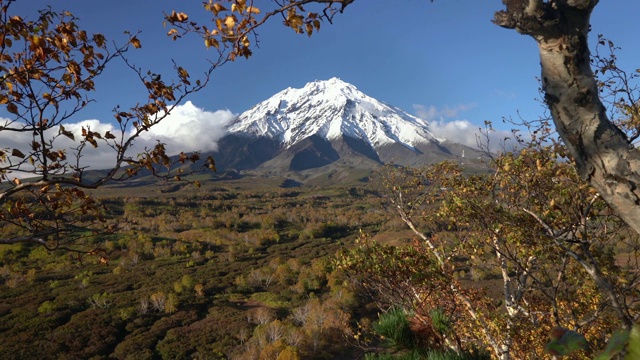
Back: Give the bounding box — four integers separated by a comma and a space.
37, 300, 57, 314
373, 306, 415, 349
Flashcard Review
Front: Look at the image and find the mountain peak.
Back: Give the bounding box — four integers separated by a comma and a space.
304, 77, 355, 90
294, 77, 362, 102
226, 78, 437, 150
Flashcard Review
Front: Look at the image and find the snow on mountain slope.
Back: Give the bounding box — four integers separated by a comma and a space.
226, 77, 438, 150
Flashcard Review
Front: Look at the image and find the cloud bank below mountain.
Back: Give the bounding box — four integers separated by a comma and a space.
1, 101, 234, 178
413, 104, 518, 152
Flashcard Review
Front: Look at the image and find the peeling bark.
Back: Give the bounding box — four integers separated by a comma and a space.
494, 0, 640, 235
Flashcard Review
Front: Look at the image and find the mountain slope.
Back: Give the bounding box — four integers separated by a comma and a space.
227, 77, 439, 150
213, 78, 486, 174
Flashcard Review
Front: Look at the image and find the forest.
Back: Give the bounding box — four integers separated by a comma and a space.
0, 176, 444, 359
2, 146, 640, 359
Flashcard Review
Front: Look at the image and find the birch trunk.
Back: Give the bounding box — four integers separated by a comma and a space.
494, 0, 640, 235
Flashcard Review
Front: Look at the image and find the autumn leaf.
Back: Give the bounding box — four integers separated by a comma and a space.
167, 28, 179, 39
211, 3, 227, 15
231, 3, 243, 13
59, 125, 75, 140
178, 67, 189, 79
11, 148, 25, 158
205, 38, 219, 49
176, 12, 188, 22
207, 156, 216, 171
130, 36, 141, 48
246, 6, 260, 14
224, 15, 235, 29
6, 103, 18, 114
167, 10, 189, 23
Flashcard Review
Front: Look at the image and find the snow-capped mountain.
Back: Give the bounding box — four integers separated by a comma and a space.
227, 77, 438, 151
213, 78, 484, 174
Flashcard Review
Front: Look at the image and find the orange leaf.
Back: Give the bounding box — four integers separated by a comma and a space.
130, 36, 142, 48
176, 12, 188, 22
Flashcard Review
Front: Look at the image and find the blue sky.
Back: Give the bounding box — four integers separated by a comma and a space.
4, 1, 640, 163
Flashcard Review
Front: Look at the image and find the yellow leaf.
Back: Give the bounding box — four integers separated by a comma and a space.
246, 6, 260, 14
231, 3, 244, 13
32, 35, 43, 46
207, 156, 216, 172
212, 3, 227, 15
224, 16, 235, 29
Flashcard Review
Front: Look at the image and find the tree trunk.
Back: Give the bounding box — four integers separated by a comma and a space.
494, 0, 640, 235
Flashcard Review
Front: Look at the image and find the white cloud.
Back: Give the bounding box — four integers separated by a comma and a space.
1, 101, 235, 178
140, 101, 234, 153
413, 104, 517, 153
413, 103, 477, 120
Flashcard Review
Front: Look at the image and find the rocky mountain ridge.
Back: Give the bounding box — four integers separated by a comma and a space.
213, 78, 484, 174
